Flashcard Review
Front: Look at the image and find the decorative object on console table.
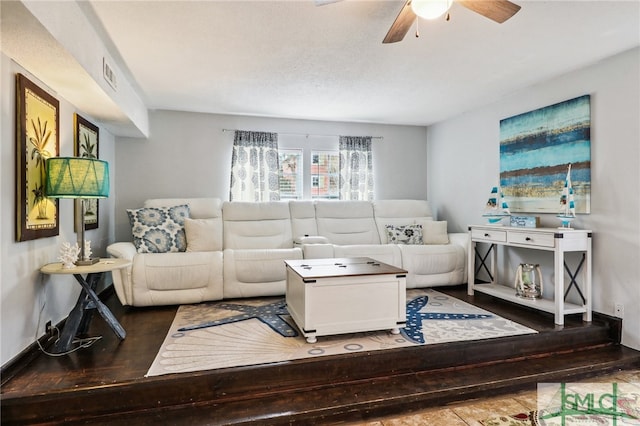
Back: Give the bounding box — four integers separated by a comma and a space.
45, 157, 109, 265
74, 114, 100, 231
510, 215, 540, 228
15, 73, 60, 242
557, 163, 577, 229
514, 263, 543, 299
482, 185, 510, 225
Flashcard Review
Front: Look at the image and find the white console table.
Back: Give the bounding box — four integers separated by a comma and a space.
467, 225, 592, 326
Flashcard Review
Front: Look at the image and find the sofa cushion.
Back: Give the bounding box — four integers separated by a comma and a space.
423, 220, 449, 244
222, 201, 294, 249
385, 224, 423, 245
315, 200, 380, 245
184, 218, 220, 252
127, 204, 189, 253
223, 248, 303, 298
130, 251, 224, 306
289, 200, 318, 238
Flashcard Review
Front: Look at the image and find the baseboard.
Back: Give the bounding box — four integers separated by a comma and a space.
0, 284, 116, 384
592, 310, 623, 344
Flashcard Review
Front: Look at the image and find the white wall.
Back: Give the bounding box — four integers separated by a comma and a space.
0, 54, 117, 365
427, 47, 640, 350
114, 110, 428, 241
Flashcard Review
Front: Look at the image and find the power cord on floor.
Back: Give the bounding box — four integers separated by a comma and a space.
35, 300, 102, 357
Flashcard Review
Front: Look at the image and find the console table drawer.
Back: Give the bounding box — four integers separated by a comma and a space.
471, 229, 507, 243
508, 231, 555, 248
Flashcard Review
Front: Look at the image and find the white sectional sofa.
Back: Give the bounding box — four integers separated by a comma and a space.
107, 198, 467, 307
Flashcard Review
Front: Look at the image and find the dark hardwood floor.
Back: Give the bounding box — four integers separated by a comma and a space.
2, 285, 639, 425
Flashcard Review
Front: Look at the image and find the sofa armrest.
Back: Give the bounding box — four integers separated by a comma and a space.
106, 242, 136, 305
448, 232, 469, 282
448, 232, 468, 249
107, 242, 137, 260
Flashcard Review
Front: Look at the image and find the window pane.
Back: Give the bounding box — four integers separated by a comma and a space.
311, 150, 339, 199
278, 150, 302, 199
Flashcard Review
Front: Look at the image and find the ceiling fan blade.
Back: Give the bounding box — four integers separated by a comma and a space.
383, 0, 416, 44
457, 0, 521, 23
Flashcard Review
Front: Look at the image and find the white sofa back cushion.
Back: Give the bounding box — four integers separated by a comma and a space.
315, 200, 381, 245
222, 201, 294, 249
289, 200, 318, 238
373, 199, 434, 244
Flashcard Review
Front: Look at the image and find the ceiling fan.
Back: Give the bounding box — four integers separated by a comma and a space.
315, 0, 521, 44
383, 0, 521, 43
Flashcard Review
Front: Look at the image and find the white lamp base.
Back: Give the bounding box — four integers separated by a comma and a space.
74, 199, 99, 266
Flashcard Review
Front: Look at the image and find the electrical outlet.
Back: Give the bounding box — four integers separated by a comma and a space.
614, 303, 624, 318
45, 320, 53, 337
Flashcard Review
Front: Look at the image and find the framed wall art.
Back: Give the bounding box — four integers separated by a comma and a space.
74, 114, 100, 230
15, 73, 60, 242
499, 95, 591, 214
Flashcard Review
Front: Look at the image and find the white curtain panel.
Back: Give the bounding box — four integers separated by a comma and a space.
339, 135, 374, 201
229, 131, 280, 202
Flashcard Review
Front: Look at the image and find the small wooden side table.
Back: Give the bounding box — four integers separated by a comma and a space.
40, 258, 131, 353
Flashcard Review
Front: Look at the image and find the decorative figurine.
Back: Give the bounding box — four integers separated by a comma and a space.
58, 242, 81, 269
514, 263, 543, 299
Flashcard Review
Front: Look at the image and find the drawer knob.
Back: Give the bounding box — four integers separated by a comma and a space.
525, 237, 532, 241
484, 233, 490, 237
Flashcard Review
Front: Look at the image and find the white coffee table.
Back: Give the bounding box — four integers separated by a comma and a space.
284, 257, 407, 343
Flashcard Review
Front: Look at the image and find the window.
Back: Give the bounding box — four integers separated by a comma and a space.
311, 151, 339, 199
278, 148, 338, 200
278, 149, 303, 199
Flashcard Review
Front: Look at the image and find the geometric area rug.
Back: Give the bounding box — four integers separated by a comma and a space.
146, 289, 537, 377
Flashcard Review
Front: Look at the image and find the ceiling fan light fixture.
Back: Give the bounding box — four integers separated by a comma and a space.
411, 0, 453, 20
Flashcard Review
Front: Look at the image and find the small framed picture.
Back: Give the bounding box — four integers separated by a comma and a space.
74, 114, 100, 231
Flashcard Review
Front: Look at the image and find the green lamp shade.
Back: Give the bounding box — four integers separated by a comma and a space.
45, 157, 110, 198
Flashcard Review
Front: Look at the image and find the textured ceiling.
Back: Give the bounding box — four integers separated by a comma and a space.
4, 1, 640, 131
86, 0, 640, 126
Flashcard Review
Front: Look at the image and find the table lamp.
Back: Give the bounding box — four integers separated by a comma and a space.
45, 157, 109, 265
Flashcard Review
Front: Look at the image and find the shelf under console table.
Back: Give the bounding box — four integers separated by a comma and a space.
467, 224, 592, 326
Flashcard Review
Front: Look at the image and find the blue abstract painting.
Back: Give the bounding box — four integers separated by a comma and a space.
500, 95, 591, 214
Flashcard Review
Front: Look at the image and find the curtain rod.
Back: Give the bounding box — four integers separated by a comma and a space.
222, 129, 383, 140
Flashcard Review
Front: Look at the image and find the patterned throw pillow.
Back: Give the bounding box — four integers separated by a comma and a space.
127, 205, 190, 253
385, 224, 423, 245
